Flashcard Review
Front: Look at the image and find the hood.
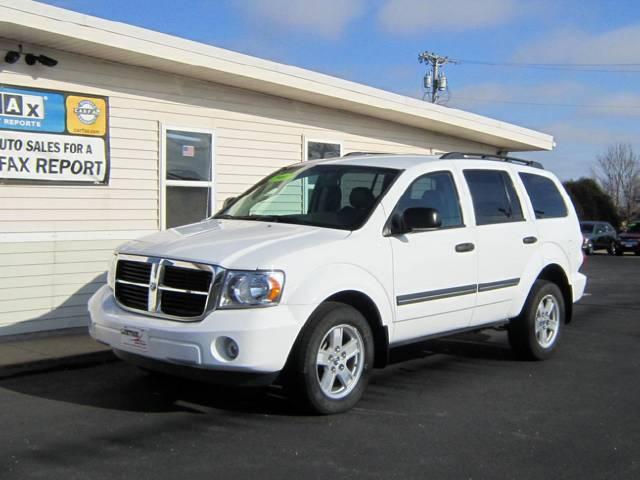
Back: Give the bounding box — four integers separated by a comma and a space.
117, 219, 351, 269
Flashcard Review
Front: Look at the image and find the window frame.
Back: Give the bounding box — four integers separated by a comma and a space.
160, 124, 216, 230
387, 169, 466, 234
463, 168, 526, 226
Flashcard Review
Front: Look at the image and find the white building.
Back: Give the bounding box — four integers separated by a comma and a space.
0, 0, 553, 336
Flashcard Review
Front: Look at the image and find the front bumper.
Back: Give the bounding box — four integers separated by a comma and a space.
618, 240, 640, 252
88, 285, 314, 375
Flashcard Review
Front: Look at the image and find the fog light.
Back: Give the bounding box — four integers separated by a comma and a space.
214, 336, 239, 361
224, 337, 239, 359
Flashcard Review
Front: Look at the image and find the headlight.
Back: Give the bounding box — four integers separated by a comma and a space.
107, 253, 118, 290
219, 270, 284, 308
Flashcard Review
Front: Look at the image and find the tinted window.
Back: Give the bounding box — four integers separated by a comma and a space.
464, 170, 524, 225
395, 171, 463, 228
519, 173, 568, 219
580, 223, 594, 234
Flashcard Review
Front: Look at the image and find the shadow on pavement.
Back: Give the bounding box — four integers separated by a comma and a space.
0, 330, 514, 416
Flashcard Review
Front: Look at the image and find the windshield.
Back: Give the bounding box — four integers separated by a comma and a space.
215, 164, 400, 230
580, 223, 594, 234
626, 223, 640, 233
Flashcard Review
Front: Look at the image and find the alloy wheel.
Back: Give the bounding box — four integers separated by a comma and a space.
315, 324, 364, 399
534, 294, 560, 348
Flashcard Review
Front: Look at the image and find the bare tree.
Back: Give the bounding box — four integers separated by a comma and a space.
594, 143, 640, 223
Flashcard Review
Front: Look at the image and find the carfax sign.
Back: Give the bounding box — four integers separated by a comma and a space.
0, 85, 109, 184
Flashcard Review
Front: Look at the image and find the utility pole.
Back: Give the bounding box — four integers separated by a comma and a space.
418, 51, 454, 103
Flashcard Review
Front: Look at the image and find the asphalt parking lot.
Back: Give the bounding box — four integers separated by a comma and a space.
1, 255, 638, 480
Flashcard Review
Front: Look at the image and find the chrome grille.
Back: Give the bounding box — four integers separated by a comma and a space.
117, 260, 152, 284
113, 254, 220, 321
115, 283, 149, 311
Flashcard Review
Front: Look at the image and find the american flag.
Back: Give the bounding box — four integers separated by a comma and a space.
182, 145, 195, 157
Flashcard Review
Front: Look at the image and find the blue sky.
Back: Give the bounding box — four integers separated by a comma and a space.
40, 0, 640, 180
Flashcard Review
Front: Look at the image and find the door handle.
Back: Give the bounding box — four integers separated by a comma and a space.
523, 236, 538, 244
455, 242, 475, 253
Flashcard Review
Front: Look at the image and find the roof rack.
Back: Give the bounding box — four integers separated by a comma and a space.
343, 152, 388, 157
440, 152, 544, 169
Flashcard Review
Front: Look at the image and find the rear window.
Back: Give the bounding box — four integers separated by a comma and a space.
519, 173, 568, 219
463, 170, 524, 225
580, 223, 594, 234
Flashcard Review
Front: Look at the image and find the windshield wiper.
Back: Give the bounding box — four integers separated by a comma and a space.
217, 214, 281, 223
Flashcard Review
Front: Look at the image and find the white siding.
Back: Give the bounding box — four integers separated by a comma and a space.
0, 38, 496, 335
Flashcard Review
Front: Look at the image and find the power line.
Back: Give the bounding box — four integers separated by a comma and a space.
450, 95, 640, 109
451, 58, 640, 73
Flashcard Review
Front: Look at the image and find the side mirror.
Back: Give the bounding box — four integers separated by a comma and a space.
398, 207, 441, 234
222, 196, 236, 210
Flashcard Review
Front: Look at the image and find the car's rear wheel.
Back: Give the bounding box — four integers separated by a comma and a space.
508, 280, 564, 360
608, 241, 618, 256
285, 302, 374, 414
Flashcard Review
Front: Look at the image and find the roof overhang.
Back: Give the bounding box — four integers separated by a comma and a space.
0, 0, 554, 152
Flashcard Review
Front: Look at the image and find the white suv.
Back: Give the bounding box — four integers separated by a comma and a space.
89, 152, 586, 414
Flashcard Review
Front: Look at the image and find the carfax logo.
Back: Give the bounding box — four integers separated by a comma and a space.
66, 95, 106, 136
0, 87, 64, 133
0, 92, 45, 120
74, 99, 100, 125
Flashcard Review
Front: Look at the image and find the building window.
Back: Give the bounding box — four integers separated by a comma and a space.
163, 127, 215, 229
306, 140, 342, 160
303, 139, 342, 210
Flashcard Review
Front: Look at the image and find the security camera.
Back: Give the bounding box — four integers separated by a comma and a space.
37, 55, 58, 67
4, 50, 20, 64
24, 53, 58, 67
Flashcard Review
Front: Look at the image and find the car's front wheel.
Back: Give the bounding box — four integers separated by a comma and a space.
285, 302, 374, 414
508, 280, 564, 360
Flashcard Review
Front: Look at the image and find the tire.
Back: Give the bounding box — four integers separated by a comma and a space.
585, 242, 594, 255
284, 301, 374, 414
508, 280, 565, 361
608, 242, 618, 256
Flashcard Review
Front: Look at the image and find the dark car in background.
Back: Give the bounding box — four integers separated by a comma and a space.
617, 222, 640, 255
580, 221, 618, 255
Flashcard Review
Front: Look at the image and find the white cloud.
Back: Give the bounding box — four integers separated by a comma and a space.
514, 25, 640, 63
235, 0, 365, 39
579, 93, 640, 118
447, 81, 640, 118
447, 81, 589, 106
377, 0, 519, 34
542, 122, 638, 146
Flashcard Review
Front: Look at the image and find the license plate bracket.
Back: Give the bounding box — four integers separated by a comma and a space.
120, 326, 149, 352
